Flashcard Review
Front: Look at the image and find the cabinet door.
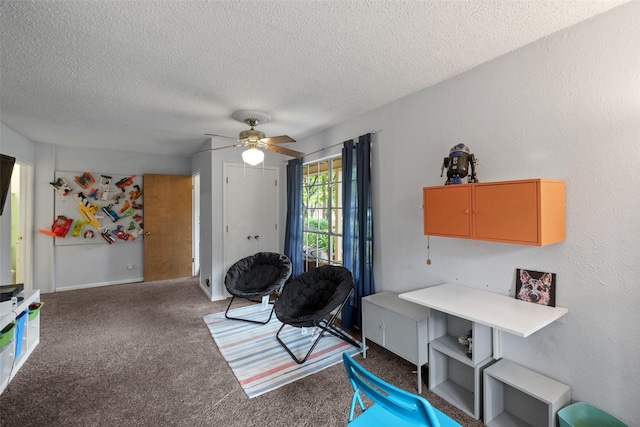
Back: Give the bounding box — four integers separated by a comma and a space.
384, 310, 418, 364
473, 181, 538, 244
362, 301, 385, 346
423, 185, 472, 238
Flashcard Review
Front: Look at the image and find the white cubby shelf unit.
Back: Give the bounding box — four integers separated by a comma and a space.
400, 283, 568, 421
484, 358, 570, 427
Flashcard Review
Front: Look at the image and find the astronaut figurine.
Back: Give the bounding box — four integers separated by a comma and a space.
441, 144, 479, 185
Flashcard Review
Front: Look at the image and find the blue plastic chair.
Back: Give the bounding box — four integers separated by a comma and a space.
342, 353, 461, 427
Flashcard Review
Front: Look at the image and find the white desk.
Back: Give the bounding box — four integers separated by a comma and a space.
399, 283, 567, 338
399, 283, 568, 419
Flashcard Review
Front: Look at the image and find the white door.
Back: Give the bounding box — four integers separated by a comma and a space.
223, 163, 279, 279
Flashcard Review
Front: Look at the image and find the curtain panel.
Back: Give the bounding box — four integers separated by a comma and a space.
284, 158, 304, 279
341, 133, 375, 329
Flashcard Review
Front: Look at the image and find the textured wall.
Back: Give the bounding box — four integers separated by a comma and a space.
299, 2, 639, 423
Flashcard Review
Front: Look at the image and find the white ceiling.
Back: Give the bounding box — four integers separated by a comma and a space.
0, 1, 627, 157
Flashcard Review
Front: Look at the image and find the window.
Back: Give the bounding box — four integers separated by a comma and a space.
302, 156, 342, 271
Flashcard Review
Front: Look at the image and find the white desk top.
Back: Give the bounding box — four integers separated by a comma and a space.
399, 283, 567, 337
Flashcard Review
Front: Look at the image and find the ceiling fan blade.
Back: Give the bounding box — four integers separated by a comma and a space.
265, 144, 305, 159
261, 135, 295, 145
205, 133, 239, 142
196, 143, 244, 154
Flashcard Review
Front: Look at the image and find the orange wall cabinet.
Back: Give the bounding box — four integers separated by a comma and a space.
423, 179, 565, 246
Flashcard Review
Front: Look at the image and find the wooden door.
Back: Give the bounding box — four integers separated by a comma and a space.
223, 164, 279, 275
143, 174, 192, 281
423, 185, 472, 238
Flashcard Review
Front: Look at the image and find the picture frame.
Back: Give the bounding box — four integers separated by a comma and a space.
515, 268, 556, 307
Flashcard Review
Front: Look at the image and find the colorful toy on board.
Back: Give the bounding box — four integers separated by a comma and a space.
112, 190, 126, 204
129, 223, 144, 240
71, 220, 89, 237
99, 175, 112, 201
115, 175, 135, 190
75, 172, 95, 189
102, 203, 120, 223
50, 177, 72, 196
118, 200, 131, 214
129, 185, 143, 201
88, 188, 99, 200
441, 144, 479, 185
73, 192, 101, 228
100, 228, 116, 244
39, 215, 73, 238
112, 225, 130, 241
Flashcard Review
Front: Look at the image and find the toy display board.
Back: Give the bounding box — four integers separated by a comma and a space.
47, 171, 144, 246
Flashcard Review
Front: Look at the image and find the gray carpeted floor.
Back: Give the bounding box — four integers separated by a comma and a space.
0, 278, 485, 426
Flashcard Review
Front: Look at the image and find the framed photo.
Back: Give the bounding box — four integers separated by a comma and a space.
515, 269, 556, 307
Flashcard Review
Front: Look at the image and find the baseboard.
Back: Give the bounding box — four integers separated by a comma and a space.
199, 282, 226, 302
55, 278, 144, 292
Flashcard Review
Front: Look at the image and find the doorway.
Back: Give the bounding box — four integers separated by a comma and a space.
192, 172, 200, 277
143, 174, 193, 282
10, 162, 33, 289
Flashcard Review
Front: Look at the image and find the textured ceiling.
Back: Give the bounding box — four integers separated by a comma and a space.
0, 1, 627, 157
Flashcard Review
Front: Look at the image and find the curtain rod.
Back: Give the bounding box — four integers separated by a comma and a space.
303, 130, 376, 158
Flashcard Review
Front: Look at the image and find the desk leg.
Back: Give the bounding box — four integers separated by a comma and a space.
362, 337, 367, 358
493, 329, 502, 359
417, 364, 422, 394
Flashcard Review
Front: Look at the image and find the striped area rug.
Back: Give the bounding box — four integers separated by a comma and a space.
203, 304, 362, 398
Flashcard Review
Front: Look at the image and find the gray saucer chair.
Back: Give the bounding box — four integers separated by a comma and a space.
224, 252, 292, 324
274, 265, 360, 364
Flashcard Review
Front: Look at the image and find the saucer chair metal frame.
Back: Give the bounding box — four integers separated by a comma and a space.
224, 252, 292, 324
274, 265, 360, 364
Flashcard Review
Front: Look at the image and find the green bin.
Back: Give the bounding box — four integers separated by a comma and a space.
558, 402, 628, 427
0, 322, 16, 347
28, 301, 44, 321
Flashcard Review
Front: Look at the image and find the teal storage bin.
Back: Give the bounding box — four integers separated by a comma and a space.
15, 310, 28, 358
558, 402, 628, 427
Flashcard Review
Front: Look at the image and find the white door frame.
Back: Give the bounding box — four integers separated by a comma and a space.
192, 172, 200, 277
11, 161, 34, 290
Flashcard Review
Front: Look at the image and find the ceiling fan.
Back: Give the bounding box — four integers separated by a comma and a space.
201, 110, 304, 165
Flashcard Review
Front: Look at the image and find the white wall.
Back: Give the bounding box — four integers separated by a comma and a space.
0, 124, 192, 292
299, 3, 640, 423
194, 140, 288, 301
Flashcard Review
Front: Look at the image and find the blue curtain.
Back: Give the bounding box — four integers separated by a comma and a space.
284, 158, 304, 279
341, 133, 375, 329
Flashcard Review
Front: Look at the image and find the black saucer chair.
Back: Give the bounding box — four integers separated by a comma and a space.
274, 265, 360, 364
224, 252, 292, 324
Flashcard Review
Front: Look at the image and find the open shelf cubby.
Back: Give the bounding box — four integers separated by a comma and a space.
483, 359, 570, 427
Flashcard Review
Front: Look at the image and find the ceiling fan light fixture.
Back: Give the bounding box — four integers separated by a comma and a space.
242, 147, 264, 165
